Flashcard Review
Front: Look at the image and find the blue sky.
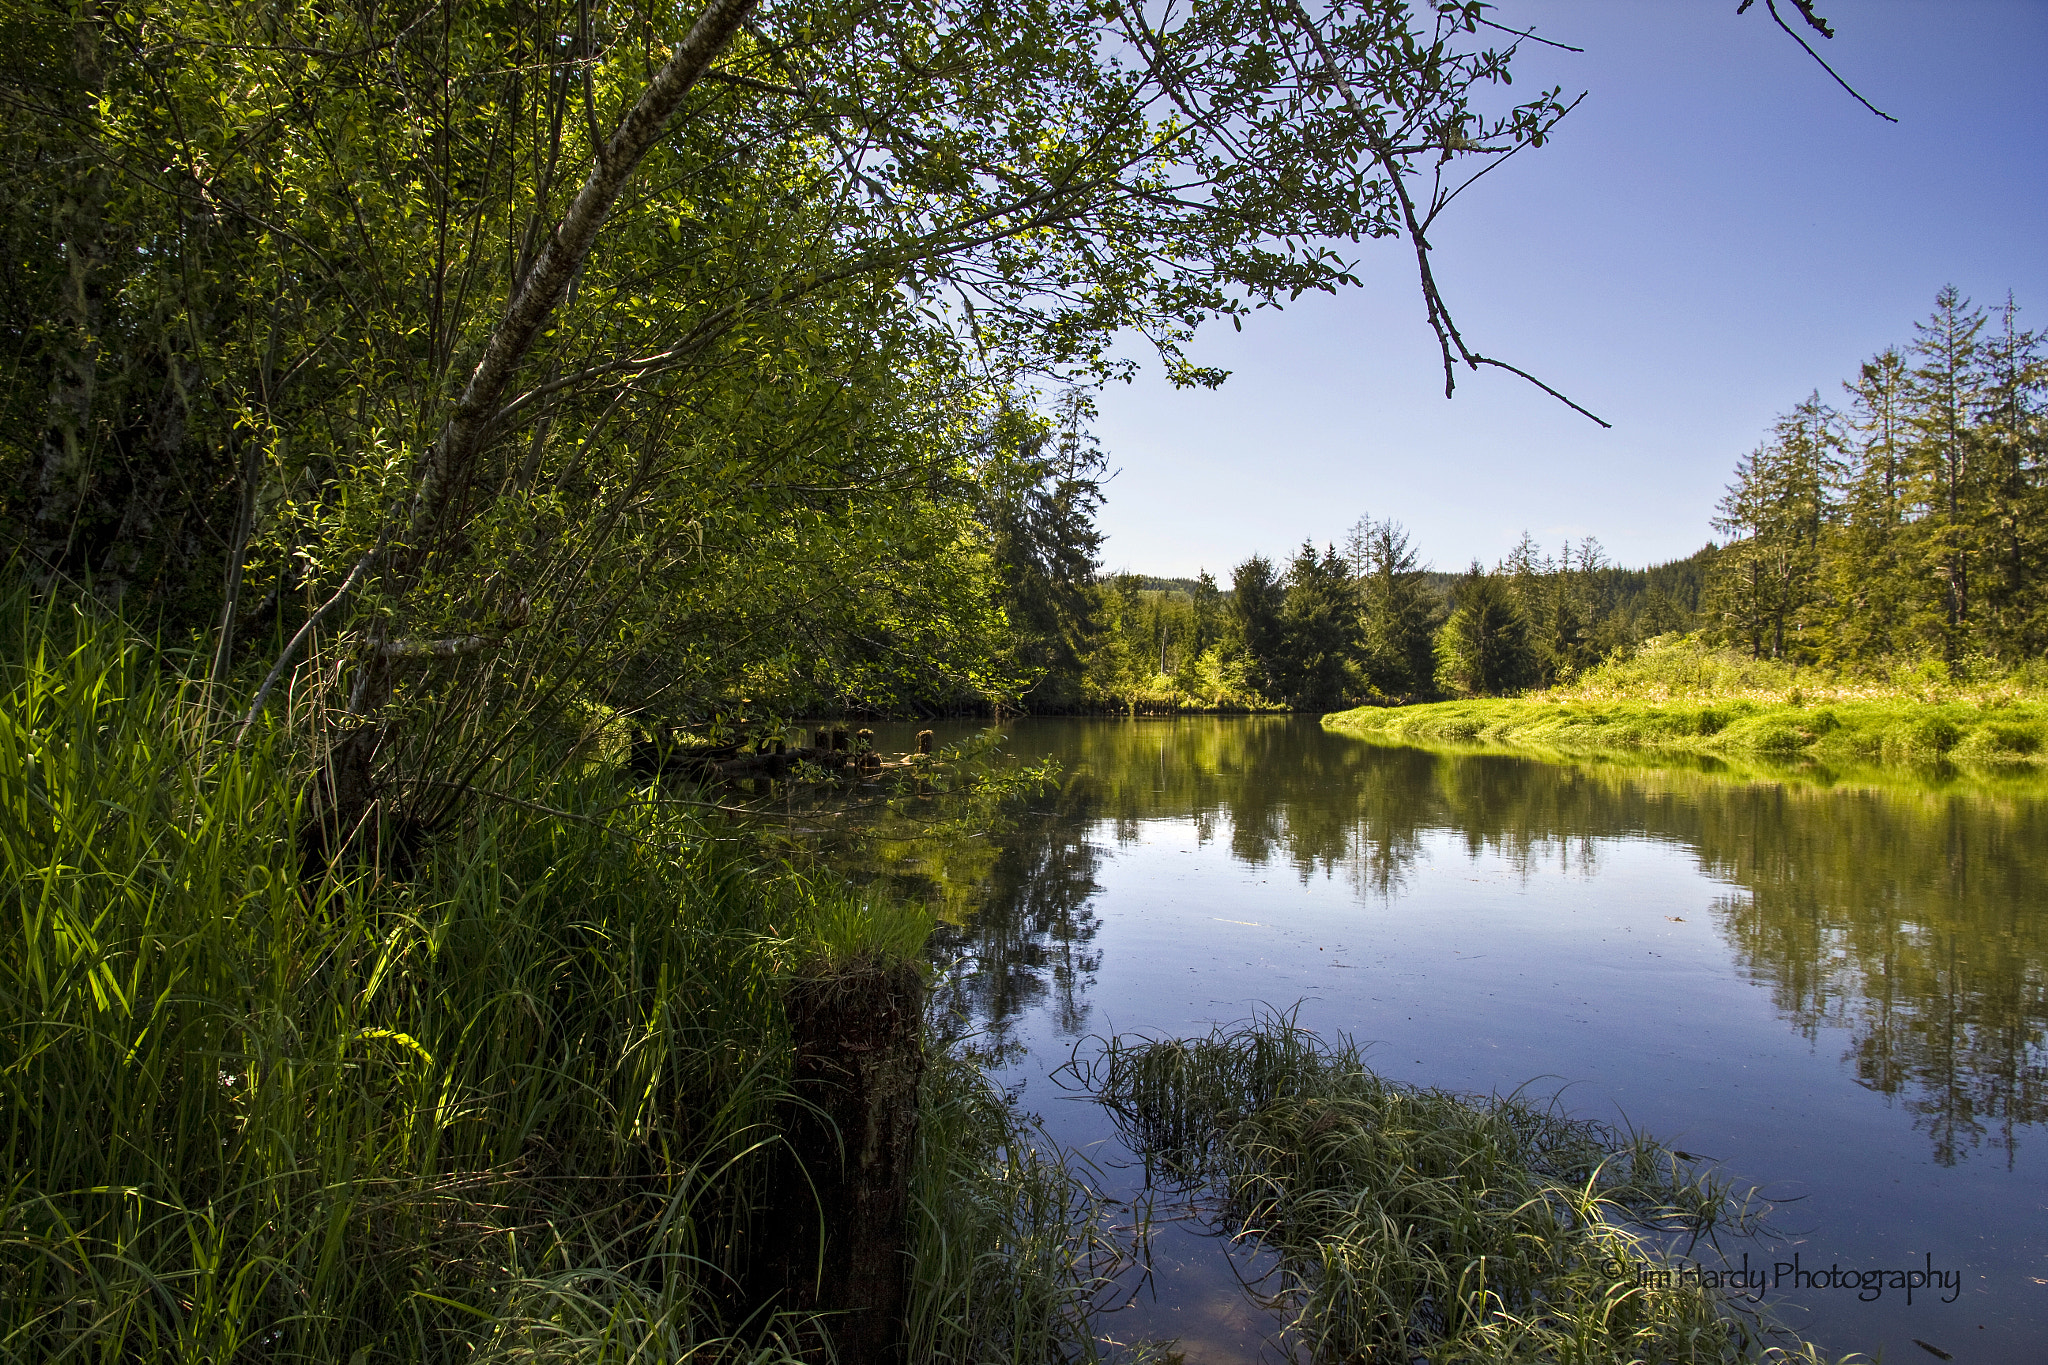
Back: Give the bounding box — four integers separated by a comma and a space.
1090, 0, 2048, 579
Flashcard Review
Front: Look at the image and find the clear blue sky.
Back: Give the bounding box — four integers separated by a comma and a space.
1090, 0, 2048, 580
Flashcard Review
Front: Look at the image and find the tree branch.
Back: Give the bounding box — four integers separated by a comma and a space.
405, 0, 761, 558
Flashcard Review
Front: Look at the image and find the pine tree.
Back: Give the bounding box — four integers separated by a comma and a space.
1347, 515, 1438, 700
1276, 541, 1358, 710
1435, 565, 1536, 696
1820, 349, 1914, 663
1706, 393, 1839, 659
1229, 554, 1287, 703
1906, 285, 1989, 663
1974, 294, 2047, 656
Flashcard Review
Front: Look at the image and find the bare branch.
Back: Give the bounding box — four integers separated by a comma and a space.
1474, 17, 1585, 53
1745, 0, 1898, 123
1281, 0, 1609, 427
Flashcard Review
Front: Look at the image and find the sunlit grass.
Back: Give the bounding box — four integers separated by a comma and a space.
1329, 638, 2048, 774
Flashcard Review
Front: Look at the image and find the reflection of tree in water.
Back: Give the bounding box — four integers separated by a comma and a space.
1380, 748, 2048, 1167
927, 792, 1106, 1052
1690, 784, 2048, 1167
900, 717, 2047, 1165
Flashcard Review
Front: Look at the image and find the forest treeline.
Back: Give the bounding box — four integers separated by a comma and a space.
1706, 286, 2045, 668
1019, 533, 1715, 714
1050, 287, 2043, 715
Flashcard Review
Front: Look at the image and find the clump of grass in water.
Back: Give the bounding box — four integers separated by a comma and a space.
1065, 1018, 1861, 1364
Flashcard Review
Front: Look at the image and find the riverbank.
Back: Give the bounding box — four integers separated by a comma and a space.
1325, 637, 2048, 771
1323, 693, 2048, 769
4, 602, 1858, 1363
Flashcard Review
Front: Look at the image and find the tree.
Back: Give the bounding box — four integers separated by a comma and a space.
1346, 515, 1437, 699
1276, 540, 1357, 710
1435, 566, 1535, 696
1819, 348, 1915, 663
983, 391, 1109, 707
1706, 393, 1839, 659
1229, 554, 1288, 704
1906, 285, 1989, 663
1972, 294, 2047, 657
0, 0, 1581, 841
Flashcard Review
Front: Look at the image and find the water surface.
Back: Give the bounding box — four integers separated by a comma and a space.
861, 716, 2048, 1362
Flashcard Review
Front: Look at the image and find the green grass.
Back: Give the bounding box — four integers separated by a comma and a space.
1326, 638, 2048, 775
1067, 1018, 1856, 1364
0, 590, 1109, 1363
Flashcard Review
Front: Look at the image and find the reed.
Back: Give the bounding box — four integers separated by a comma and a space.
1065, 1017, 1857, 1364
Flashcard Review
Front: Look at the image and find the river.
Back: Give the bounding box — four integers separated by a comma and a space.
840, 715, 2048, 1362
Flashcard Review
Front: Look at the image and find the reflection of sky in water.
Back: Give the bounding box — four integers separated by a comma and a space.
888, 717, 2048, 1362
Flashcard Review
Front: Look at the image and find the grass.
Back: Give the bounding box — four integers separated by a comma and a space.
1326, 637, 2048, 773
1066, 1017, 1855, 1365
0, 589, 1110, 1363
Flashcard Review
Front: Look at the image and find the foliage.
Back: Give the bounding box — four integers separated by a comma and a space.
0, 0, 1576, 820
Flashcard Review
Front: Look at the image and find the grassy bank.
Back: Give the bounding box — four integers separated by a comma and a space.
1326, 638, 2048, 772
0, 593, 1109, 1363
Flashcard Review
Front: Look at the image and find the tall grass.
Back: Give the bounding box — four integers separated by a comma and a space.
0, 591, 1109, 1363
1545, 635, 2048, 709
1066, 1018, 1854, 1364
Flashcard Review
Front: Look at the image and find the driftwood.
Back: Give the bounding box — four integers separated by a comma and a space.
633, 729, 914, 784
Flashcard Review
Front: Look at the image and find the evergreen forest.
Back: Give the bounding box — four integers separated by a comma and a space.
1082, 288, 2044, 714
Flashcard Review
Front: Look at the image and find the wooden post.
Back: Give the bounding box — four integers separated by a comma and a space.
752, 959, 926, 1365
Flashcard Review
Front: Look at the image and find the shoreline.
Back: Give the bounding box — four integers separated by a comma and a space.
1321, 694, 2048, 775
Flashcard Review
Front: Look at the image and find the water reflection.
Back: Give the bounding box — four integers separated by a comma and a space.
878, 718, 2048, 1167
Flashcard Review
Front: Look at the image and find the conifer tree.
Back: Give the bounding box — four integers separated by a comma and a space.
1822, 349, 1914, 662
1906, 285, 1989, 663
1435, 565, 1536, 696
1974, 294, 2047, 656
1277, 541, 1358, 710
1230, 554, 1288, 703
1348, 516, 1438, 700
1706, 393, 1839, 659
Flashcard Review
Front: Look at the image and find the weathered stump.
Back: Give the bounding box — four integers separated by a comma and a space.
752, 959, 925, 1365
913, 729, 934, 756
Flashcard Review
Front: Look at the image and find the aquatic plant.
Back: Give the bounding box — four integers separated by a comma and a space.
1065, 1018, 1857, 1364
